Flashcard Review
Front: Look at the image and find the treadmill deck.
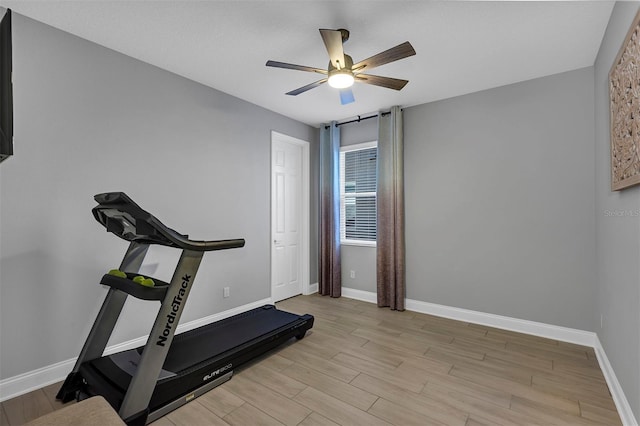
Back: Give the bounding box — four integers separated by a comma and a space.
79, 305, 313, 419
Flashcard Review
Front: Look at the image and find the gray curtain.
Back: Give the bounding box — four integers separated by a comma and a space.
319, 122, 341, 297
376, 106, 406, 310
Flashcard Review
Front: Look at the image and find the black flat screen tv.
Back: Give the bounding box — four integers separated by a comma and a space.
0, 9, 13, 163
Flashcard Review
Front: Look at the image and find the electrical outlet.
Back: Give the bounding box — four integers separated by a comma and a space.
350, 270, 355, 279
223, 287, 230, 298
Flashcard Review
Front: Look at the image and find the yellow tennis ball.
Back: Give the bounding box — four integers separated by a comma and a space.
141, 278, 155, 287
108, 269, 127, 278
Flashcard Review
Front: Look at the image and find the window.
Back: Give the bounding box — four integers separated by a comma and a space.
340, 141, 377, 246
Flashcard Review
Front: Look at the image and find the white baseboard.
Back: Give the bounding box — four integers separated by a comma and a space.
341, 287, 637, 426
0, 359, 75, 404
593, 336, 638, 426
0, 297, 273, 402
341, 287, 377, 303
405, 298, 597, 347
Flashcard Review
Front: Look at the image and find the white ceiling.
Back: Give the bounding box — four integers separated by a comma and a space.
1, 1, 615, 127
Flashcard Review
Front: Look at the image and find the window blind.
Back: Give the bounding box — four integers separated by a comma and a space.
340, 145, 377, 243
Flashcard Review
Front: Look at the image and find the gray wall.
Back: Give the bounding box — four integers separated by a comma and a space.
404, 67, 597, 331
0, 13, 317, 380
339, 118, 378, 292
594, 2, 640, 419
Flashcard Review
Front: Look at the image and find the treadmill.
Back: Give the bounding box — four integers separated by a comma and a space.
56, 192, 314, 425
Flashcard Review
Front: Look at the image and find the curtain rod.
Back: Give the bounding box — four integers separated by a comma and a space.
324, 111, 390, 129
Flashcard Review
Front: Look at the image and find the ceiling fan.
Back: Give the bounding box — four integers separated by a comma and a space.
266, 29, 416, 105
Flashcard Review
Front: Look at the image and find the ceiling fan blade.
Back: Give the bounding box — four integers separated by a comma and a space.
286, 78, 328, 96
352, 41, 416, 72
319, 29, 346, 69
339, 88, 355, 105
266, 60, 327, 75
355, 74, 409, 91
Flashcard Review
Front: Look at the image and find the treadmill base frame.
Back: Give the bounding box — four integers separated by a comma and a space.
145, 371, 233, 424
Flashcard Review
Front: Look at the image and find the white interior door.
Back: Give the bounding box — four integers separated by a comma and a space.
271, 134, 304, 302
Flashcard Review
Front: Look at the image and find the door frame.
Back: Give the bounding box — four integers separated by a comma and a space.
270, 131, 311, 300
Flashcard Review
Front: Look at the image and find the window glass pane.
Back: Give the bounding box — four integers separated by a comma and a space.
344, 195, 376, 240
344, 148, 376, 193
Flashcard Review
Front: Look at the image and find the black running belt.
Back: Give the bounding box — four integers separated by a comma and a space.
159, 305, 303, 371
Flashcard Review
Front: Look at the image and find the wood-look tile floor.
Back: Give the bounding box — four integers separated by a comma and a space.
2, 294, 621, 425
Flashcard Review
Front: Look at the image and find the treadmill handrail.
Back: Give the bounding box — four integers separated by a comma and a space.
148, 214, 245, 251
92, 192, 245, 252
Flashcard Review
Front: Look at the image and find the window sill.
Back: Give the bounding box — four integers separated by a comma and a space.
341, 240, 377, 248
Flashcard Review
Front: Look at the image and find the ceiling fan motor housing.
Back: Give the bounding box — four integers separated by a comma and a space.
328, 53, 353, 72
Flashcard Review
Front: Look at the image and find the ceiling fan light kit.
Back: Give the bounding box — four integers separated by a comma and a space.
266, 28, 415, 105
328, 70, 354, 89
